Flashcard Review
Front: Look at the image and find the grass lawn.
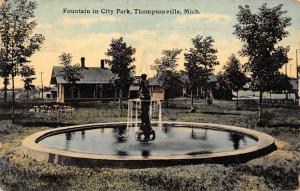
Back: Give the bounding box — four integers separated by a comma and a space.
0, 100, 299, 190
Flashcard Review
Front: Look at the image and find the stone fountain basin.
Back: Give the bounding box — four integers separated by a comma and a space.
21, 122, 276, 168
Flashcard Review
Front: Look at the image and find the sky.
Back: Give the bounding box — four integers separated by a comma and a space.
1, 0, 300, 88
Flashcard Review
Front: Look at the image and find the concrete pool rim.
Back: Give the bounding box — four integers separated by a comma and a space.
21, 121, 276, 168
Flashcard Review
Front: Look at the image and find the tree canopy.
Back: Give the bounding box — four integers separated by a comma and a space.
184, 35, 219, 99
106, 37, 136, 90
222, 54, 248, 92
233, 3, 291, 92
0, 0, 45, 73
58, 52, 83, 88
20, 65, 36, 91
154, 48, 182, 102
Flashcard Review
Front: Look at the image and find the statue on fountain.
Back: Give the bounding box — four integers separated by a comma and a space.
136, 74, 156, 142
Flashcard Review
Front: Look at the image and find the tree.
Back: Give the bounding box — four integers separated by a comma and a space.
20, 65, 35, 108
222, 54, 248, 110
106, 37, 136, 116
154, 48, 182, 107
233, 3, 291, 125
184, 35, 219, 104
58, 52, 83, 102
214, 72, 232, 100
184, 50, 201, 107
267, 73, 292, 99
0, 0, 45, 122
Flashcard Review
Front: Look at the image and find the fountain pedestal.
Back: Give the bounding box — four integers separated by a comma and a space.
136, 99, 156, 142
127, 74, 161, 142
137, 74, 154, 142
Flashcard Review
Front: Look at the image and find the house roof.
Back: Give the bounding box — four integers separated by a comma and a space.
50, 66, 117, 84
129, 74, 217, 89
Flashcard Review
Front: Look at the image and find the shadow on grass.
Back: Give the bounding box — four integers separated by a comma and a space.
262, 123, 300, 129
261, 111, 300, 129
201, 111, 241, 116
0, 113, 30, 120
14, 121, 76, 128
0, 113, 75, 128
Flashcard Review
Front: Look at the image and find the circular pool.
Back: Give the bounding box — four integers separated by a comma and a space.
22, 122, 276, 168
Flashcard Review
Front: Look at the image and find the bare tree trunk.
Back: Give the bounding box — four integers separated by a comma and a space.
3, 78, 8, 103
204, 85, 207, 101
119, 89, 123, 117
191, 89, 194, 106
26, 89, 29, 110
236, 90, 239, 110
11, 73, 15, 123
72, 86, 75, 103
113, 89, 116, 105
258, 90, 263, 126
204, 65, 208, 102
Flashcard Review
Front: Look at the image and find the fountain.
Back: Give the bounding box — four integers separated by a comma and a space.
21, 74, 276, 168
126, 74, 160, 142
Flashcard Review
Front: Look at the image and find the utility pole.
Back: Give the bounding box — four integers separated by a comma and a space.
296, 49, 299, 81
296, 49, 300, 101
285, 62, 288, 100
41, 72, 44, 101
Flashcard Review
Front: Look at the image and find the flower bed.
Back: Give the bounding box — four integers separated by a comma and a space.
30, 105, 75, 113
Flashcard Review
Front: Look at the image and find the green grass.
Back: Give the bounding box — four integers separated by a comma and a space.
0, 100, 299, 190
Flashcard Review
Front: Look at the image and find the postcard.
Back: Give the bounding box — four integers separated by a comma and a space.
0, 0, 299, 190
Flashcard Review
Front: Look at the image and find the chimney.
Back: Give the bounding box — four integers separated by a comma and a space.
81, 57, 85, 68
100, 59, 105, 69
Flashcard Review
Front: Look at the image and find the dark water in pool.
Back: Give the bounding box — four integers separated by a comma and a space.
38, 125, 257, 156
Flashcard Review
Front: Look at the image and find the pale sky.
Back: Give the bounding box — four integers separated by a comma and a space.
1, 0, 300, 88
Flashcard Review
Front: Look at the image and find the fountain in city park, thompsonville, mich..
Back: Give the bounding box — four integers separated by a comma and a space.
22, 74, 277, 168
